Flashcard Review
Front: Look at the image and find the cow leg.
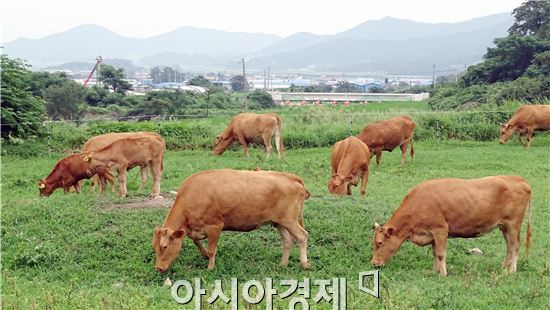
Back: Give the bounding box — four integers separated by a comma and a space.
526, 129, 533, 148
431, 242, 441, 272
518, 134, 528, 147
117, 166, 128, 198
262, 133, 273, 159
73, 181, 81, 194
500, 225, 512, 270
400, 141, 409, 166
139, 166, 148, 191
346, 182, 352, 195
150, 161, 162, 198
432, 230, 448, 276
193, 239, 209, 259
282, 222, 309, 269
98, 174, 107, 192
503, 224, 521, 273
360, 170, 369, 196
205, 225, 222, 270
376, 150, 382, 168
89, 174, 98, 192
106, 171, 115, 193
276, 225, 293, 267
236, 135, 249, 157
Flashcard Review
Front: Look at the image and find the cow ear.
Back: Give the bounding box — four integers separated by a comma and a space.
386, 226, 396, 236
172, 229, 186, 238
154, 227, 162, 236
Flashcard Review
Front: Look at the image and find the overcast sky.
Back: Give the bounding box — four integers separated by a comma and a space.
2, 0, 524, 42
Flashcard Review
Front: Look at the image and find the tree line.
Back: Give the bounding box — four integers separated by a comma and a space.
428, 1, 550, 110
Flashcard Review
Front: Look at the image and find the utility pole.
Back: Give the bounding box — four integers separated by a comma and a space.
432, 64, 436, 88
241, 58, 248, 111
267, 66, 271, 91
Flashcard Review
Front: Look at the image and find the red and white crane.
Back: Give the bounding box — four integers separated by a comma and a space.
83, 56, 103, 87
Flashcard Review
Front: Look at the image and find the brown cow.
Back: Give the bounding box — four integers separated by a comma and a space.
213, 113, 284, 158
499, 105, 550, 147
38, 154, 114, 196
371, 176, 532, 276
82, 132, 159, 192
357, 115, 415, 167
83, 133, 166, 198
152, 169, 310, 272
328, 136, 371, 196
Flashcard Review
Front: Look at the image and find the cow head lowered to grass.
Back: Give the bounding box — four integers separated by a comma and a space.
213, 133, 234, 156
371, 223, 402, 267
152, 227, 186, 272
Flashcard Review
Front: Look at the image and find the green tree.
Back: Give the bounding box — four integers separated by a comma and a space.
0, 55, 46, 139
461, 35, 549, 86
44, 81, 86, 120
509, 0, 550, 38
28, 71, 69, 98
230, 75, 247, 92
247, 90, 275, 109
84, 85, 109, 106
99, 64, 132, 94
188, 75, 212, 88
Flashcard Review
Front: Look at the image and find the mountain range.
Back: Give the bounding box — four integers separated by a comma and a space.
4, 12, 514, 74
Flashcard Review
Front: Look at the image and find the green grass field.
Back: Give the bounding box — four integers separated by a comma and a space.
2, 138, 549, 308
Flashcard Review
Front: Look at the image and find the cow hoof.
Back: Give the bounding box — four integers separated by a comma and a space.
301, 262, 310, 270
360, 190, 366, 196
151, 195, 164, 200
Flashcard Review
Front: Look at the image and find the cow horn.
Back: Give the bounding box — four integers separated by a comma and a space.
81, 155, 90, 162
374, 222, 380, 229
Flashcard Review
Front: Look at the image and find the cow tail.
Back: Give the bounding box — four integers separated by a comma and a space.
525, 197, 533, 259
410, 138, 415, 163
274, 114, 284, 157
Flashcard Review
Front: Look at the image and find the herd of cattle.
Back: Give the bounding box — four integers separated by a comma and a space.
38, 104, 549, 276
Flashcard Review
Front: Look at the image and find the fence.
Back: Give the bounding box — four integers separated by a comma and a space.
1, 109, 530, 157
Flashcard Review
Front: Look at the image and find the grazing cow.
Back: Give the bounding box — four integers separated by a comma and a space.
499, 105, 550, 147
152, 169, 310, 272
328, 136, 371, 196
371, 176, 532, 276
357, 115, 416, 167
82, 132, 159, 192
38, 154, 114, 196
83, 133, 166, 198
213, 113, 284, 158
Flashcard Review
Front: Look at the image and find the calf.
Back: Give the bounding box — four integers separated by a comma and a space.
357, 115, 415, 167
371, 176, 532, 276
328, 136, 371, 196
152, 169, 310, 272
82, 132, 159, 192
499, 104, 550, 147
38, 154, 113, 196
214, 113, 284, 158
83, 133, 166, 198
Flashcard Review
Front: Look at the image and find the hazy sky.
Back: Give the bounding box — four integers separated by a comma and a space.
2, 0, 524, 42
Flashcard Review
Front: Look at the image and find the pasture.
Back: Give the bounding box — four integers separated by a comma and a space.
1, 102, 549, 309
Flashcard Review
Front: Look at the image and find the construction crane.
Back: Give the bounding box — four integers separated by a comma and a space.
83, 56, 103, 87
